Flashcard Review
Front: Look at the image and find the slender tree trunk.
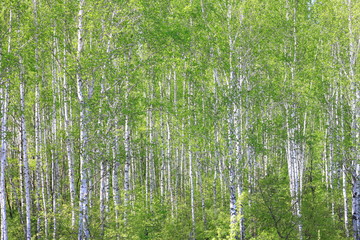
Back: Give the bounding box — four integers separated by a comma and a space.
228, 103, 239, 240
98, 84, 107, 235
32, 0, 43, 236
124, 75, 131, 218
285, 0, 303, 237
20, 58, 31, 240
160, 111, 165, 200
99, 158, 106, 234
213, 67, 220, 212
51, 28, 59, 239
147, 83, 155, 207
34, 82, 43, 237
189, 148, 195, 240
196, 154, 206, 229
343, 164, 350, 237
285, 105, 303, 239
235, 103, 245, 240
347, 1, 360, 239
0, 82, 9, 240
41, 91, 49, 239
354, 167, 360, 240
112, 118, 120, 240
63, 43, 76, 228
124, 113, 131, 220
0, 9, 12, 240
166, 114, 174, 218
77, 0, 90, 238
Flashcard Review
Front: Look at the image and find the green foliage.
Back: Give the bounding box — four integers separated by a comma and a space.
0, 0, 358, 239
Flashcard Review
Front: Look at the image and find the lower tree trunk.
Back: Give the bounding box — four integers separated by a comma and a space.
20, 70, 31, 240
229, 166, 239, 240
124, 114, 131, 222
189, 149, 196, 240
0, 84, 9, 240
353, 164, 360, 240
343, 164, 350, 238
112, 124, 120, 240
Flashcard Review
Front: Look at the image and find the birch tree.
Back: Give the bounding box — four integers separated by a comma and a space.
20, 59, 31, 240
347, 0, 360, 238
76, 0, 90, 238
0, 78, 9, 240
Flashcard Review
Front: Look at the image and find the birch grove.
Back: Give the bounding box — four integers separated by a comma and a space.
1, 0, 360, 239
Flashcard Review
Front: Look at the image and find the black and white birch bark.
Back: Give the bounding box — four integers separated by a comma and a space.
76, 0, 90, 238
0, 75, 9, 240
20, 58, 31, 240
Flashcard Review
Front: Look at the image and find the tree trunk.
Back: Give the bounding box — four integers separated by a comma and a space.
76, 0, 90, 238
63, 44, 76, 228
20, 58, 31, 240
124, 114, 131, 220
112, 118, 120, 239
51, 28, 59, 239
189, 148, 196, 240
347, 1, 360, 238
0, 82, 9, 240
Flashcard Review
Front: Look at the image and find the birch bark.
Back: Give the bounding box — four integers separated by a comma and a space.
76, 0, 90, 238
346, 1, 360, 239
30, 0, 42, 236
20, 59, 31, 240
63, 43, 76, 228
285, 0, 303, 237
51, 27, 59, 239
0, 80, 8, 240
189, 148, 195, 240
112, 117, 120, 238
147, 81, 155, 207
166, 113, 174, 218
123, 73, 131, 216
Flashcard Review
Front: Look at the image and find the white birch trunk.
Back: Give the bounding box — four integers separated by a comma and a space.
229, 166, 238, 240
63, 45, 76, 228
285, 1, 303, 237
20, 61, 31, 240
343, 164, 350, 237
196, 153, 206, 228
213, 68, 221, 210
130, 145, 136, 207
166, 115, 174, 218
51, 30, 59, 239
0, 10, 12, 239
353, 165, 360, 240
112, 118, 120, 235
147, 85, 155, 206
0, 82, 8, 240
189, 149, 195, 240
18, 127, 25, 234
124, 75, 131, 216
34, 82, 42, 235
112, 154, 120, 224
228, 104, 239, 240
41, 96, 49, 239
226, 3, 243, 237
145, 144, 149, 208
286, 105, 303, 239
346, 1, 360, 238
99, 159, 106, 233
235, 104, 245, 240
98, 83, 107, 234
124, 114, 130, 218
76, 0, 90, 238
160, 112, 165, 200
31, 0, 42, 235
